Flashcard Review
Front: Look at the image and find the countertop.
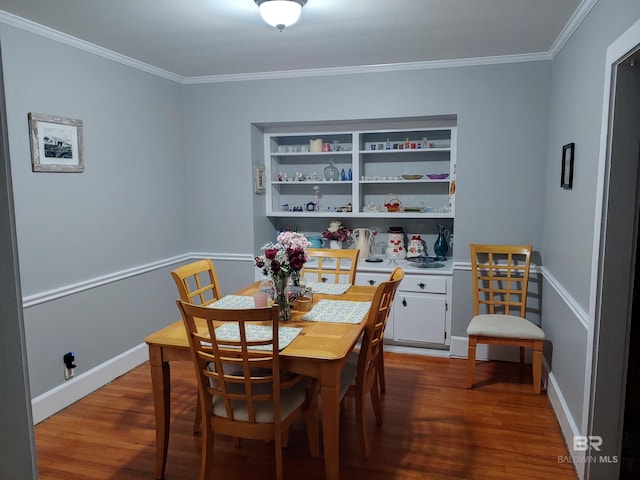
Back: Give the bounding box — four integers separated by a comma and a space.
357, 255, 453, 275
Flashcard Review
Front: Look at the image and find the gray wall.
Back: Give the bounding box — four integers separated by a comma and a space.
0, 23, 189, 395
542, 0, 640, 435
544, 0, 640, 311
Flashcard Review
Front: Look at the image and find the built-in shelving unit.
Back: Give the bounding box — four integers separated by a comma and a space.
262, 123, 457, 219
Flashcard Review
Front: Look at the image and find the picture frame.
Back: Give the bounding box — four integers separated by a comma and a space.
254, 164, 266, 193
28, 112, 84, 173
561, 142, 574, 189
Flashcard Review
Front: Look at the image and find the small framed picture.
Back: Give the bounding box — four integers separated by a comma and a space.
254, 164, 266, 194
28, 113, 84, 173
561, 142, 574, 189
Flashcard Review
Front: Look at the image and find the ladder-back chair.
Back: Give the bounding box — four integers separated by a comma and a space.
466, 244, 545, 394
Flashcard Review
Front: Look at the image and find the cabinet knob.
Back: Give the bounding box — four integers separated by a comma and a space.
402, 298, 407, 307
321, 277, 328, 283
418, 283, 426, 289
368, 279, 375, 286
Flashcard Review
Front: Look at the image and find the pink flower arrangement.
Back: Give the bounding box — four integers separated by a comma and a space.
255, 231, 311, 279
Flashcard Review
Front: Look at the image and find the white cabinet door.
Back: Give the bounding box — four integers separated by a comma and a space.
393, 291, 446, 344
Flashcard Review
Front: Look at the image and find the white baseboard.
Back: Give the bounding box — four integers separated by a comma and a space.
450, 335, 491, 360
31, 343, 149, 424
383, 344, 450, 357
547, 371, 583, 479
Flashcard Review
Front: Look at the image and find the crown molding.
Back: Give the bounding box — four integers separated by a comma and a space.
0, 2, 594, 86
0, 10, 183, 83
548, 0, 599, 58
182, 52, 552, 85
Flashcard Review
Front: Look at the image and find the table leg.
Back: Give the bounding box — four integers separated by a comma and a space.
149, 346, 170, 480
320, 367, 341, 480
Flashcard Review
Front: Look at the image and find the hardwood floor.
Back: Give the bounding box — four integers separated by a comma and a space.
35, 353, 577, 480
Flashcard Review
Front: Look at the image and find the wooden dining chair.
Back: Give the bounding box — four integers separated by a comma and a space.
302, 248, 360, 284
177, 301, 319, 480
171, 259, 224, 433
376, 266, 405, 393
466, 244, 545, 394
339, 267, 404, 458
171, 259, 222, 307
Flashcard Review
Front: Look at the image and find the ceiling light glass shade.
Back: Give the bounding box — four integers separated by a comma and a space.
257, 0, 304, 31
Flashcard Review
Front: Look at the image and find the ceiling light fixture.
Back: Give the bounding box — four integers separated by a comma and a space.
255, 0, 307, 32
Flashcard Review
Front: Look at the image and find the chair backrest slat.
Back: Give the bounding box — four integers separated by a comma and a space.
302, 248, 359, 284
178, 301, 286, 425
172, 259, 222, 306
356, 267, 404, 392
470, 244, 532, 317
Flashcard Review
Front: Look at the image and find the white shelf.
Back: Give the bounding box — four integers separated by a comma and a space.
359, 147, 451, 154
266, 211, 454, 219
262, 124, 456, 219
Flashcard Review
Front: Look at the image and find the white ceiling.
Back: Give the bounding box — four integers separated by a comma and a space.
0, 0, 587, 82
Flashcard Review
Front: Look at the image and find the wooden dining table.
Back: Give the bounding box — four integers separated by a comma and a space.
145, 282, 377, 480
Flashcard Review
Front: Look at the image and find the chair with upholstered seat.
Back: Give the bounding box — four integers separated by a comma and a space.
171, 259, 224, 433
339, 267, 404, 458
177, 301, 319, 480
302, 248, 359, 284
465, 244, 545, 394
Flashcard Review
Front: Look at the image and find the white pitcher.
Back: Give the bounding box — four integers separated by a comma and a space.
353, 228, 373, 258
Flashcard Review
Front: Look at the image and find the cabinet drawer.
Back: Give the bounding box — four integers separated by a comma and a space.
399, 275, 447, 294
354, 272, 389, 287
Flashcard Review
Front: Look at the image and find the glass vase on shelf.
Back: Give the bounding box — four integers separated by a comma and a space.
273, 274, 291, 322
433, 224, 450, 260
324, 161, 339, 181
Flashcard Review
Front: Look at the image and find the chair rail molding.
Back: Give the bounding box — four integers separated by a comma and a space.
453, 262, 588, 330
22, 252, 255, 308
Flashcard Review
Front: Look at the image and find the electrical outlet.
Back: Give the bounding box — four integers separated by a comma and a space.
63, 352, 76, 380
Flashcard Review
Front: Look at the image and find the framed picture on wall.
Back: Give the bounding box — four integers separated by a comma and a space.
28, 112, 84, 173
254, 164, 266, 193
561, 142, 574, 189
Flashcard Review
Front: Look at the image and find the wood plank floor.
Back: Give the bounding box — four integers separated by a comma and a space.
35, 353, 578, 480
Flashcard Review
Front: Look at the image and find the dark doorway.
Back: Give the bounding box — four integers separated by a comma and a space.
622, 203, 640, 478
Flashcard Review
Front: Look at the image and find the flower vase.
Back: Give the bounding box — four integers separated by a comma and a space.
273, 275, 291, 321
329, 240, 342, 249
287, 271, 305, 304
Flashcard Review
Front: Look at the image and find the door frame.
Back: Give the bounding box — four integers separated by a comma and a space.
586, 17, 640, 479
